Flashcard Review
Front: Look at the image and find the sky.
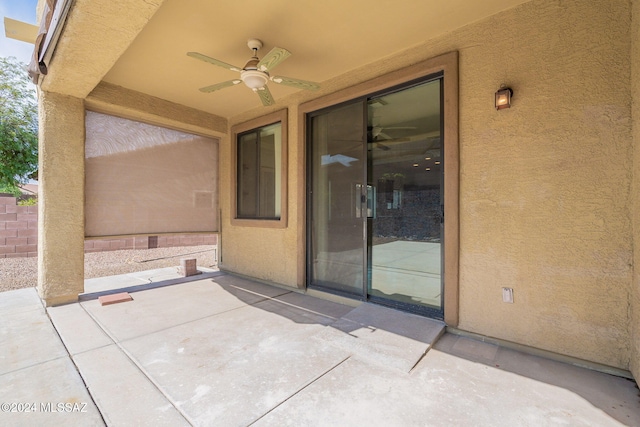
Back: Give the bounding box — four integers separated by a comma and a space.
1, 0, 40, 184
0, 0, 39, 64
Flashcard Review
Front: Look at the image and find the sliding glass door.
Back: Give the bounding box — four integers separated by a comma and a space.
308, 101, 366, 296
308, 77, 444, 317
367, 80, 443, 314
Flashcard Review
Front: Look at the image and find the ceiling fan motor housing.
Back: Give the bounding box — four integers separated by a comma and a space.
241, 53, 268, 90
241, 69, 269, 90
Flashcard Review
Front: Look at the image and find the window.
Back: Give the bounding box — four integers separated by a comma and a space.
237, 122, 280, 218
231, 110, 288, 227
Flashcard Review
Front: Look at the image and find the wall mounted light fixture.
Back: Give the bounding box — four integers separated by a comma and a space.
495, 85, 513, 110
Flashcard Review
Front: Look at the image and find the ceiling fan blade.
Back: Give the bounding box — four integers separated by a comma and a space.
377, 137, 412, 145
384, 126, 417, 130
256, 86, 275, 106
270, 75, 320, 91
187, 52, 242, 72
368, 98, 388, 107
199, 80, 242, 93
367, 142, 391, 150
257, 47, 291, 72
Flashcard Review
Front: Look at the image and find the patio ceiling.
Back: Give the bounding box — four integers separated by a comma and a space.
101, 0, 531, 119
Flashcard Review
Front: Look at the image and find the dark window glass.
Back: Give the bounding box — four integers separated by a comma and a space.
237, 122, 281, 219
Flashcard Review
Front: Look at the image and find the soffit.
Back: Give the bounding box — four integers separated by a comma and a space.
103, 0, 530, 118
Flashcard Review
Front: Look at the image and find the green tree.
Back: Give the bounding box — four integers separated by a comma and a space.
0, 56, 37, 192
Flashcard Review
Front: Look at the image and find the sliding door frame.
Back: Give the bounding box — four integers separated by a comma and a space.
298, 51, 459, 326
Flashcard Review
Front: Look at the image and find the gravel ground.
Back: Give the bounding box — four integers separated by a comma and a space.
0, 245, 218, 293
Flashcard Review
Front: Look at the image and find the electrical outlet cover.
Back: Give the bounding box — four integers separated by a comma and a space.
502, 287, 514, 303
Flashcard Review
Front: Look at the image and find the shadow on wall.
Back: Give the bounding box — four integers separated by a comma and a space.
0, 195, 217, 259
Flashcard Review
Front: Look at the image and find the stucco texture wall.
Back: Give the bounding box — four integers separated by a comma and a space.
456, 0, 632, 370
220, 105, 302, 287
221, 0, 633, 369
631, 0, 640, 381
38, 91, 86, 306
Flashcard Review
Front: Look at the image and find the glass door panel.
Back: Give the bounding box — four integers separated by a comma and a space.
367, 80, 443, 313
308, 101, 366, 296
307, 77, 444, 317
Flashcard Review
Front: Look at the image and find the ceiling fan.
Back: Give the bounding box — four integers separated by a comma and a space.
187, 39, 320, 106
369, 125, 416, 141
367, 125, 416, 150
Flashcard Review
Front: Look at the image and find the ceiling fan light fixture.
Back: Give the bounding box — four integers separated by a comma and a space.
188, 38, 320, 106
241, 70, 268, 90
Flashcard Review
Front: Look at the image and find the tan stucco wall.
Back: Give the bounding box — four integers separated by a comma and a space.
85, 83, 227, 138
37, 91, 85, 306
36, 0, 632, 371
220, 104, 302, 287
221, 0, 633, 369
457, 0, 632, 370
41, 0, 166, 98
631, 0, 640, 381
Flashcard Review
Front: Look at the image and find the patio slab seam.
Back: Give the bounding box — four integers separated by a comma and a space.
0, 354, 69, 378
42, 309, 108, 426
74, 285, 322, 425
75, 301, 195, 425
247, 355, 352, 426
80, 289, 294, 344
70, 282, 346, 425
266, 298, 349, 321
52, 342, 117, 358
408, 325, 447, 373
225, 285, 293, 304
228, 285, 352, 321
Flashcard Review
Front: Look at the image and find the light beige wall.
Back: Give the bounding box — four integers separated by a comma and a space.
85, 82, 227, 138
631, 0, 640, 381
37, 91, 85, 306
220, 105, 302, 287
41, 0, 166, 98
457, 0, 632, 370
221, 0, 633, 369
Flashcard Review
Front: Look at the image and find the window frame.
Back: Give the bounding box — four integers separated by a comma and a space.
231, 109, 288, 228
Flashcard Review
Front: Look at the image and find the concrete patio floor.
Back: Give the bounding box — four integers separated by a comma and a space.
1, 271, 639, 426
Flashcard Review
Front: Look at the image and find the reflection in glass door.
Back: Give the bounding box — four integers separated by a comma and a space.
308, 101, 366, 296
308, 77, 443, 317
367, 80, 443, 315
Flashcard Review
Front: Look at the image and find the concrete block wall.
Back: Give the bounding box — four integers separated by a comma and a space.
0, 197, 38, 258
0, 196, 217, 258
84, 234, 218, 253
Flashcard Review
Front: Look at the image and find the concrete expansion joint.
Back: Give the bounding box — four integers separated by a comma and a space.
44, 308, 107, 425
76, 302, 195, 425
247, 356, 351, 426
0, 354, 68, 378
409, 326, 447, 373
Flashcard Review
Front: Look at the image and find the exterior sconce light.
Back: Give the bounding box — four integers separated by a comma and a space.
495, 85, 513, 110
